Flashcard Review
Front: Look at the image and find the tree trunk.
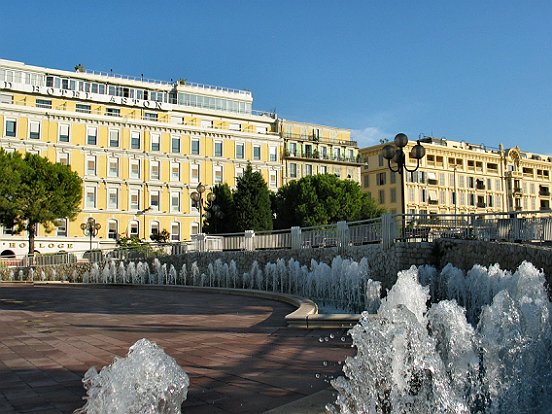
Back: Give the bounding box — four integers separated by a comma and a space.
27, 223, 36, 266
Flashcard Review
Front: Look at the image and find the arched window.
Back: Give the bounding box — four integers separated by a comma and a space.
107, 219, 118, 240
171, 222, 180, 241
129, 220, 139, 238
150, 221, 160, 240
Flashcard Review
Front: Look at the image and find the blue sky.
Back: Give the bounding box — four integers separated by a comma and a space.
1, 1, 550, 154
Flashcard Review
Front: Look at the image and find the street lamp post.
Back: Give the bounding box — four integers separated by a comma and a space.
382, 133, 426, 235
190, 182, 215, 234
80, 217, 101, 251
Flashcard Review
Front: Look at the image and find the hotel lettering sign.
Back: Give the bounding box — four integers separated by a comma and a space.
0, 81, 169, 110
4, 242, 74, 249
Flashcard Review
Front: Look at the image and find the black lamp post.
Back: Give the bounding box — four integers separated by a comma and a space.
190, 182, 215, 234
80, 217, 101, 251
382, 133, 426, 218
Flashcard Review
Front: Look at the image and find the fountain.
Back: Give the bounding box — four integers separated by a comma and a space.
328, 261, 552, 414
74, 338, 189, 414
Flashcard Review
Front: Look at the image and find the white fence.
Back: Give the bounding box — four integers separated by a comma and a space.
2, 211, 551, 268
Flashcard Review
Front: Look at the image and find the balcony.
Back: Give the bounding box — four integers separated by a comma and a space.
476, 180, 485, 190
477, 202, 486, 208
282, 132, 358, 147
283, 149, 361, 164
539, 188, 550, 197
513, 187, 522, 194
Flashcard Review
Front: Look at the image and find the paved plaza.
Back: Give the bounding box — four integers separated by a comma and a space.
0, 283, 353, 413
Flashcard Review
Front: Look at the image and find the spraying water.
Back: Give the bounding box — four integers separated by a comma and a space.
329, 261, 552, 414
74, 338, 189, 414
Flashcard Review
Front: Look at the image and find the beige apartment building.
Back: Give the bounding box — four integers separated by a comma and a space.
360, 136, 552, 216
0, 58, 362, 258
277, 119, 361, 184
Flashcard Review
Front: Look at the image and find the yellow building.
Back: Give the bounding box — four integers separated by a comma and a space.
360, 136, 552, 216
277, 119, 361, 184
0, 59, 283, 256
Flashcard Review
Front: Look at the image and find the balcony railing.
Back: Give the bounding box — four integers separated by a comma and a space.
282, 132, 358, 147
283, 150, 361, 164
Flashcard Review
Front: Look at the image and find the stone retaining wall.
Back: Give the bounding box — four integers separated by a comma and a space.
159, 242, 436, 291
434, 240, 552, 288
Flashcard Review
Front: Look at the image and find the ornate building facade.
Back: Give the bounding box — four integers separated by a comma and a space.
360, 137, 552, 216
0, 59, 361, 257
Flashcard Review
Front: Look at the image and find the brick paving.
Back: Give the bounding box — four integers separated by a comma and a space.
0, 284, 354, 413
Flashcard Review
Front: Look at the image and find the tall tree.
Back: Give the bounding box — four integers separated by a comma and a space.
203, 183, 235, 234
233, 163, 273, 231
273, 174, 386, 229
0, 150, 82, 257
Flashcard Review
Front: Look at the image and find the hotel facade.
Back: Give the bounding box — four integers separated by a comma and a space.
360, 137, 552, 216
0, 59, 359, 257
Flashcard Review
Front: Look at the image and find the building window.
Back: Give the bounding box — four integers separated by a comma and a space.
59, 124, 70, 142
130, 190, 140, 210
214, 165, 223, 184
289, 143, 297, 157
150, 221, 160, 238
129, 221, 139, 237
214, 141, 223, 157
108, 188, 118, 209
57, 152, 70, 166
256, 125, 267, 134
86, 156, 96, 176
106, 107, 121, 117
377, 172, 386, 185
363, 175, 369, 187
144, 112, 158, 121
191, 164, 199, 183
253, 145, 261, 161
305, 164, 313, 176
131, 131, 141, 150
130, 160, 141, 179
150, 191, 160, 211
108, 220, 118, 240
171, 192, 180, 212
171, 136, 180, 153
5, 119, 16, 137
87, 126, 97, 145
390, 172, 396, 184
85, 187, 96, 208
150, 161, 160, 180
171, 223, 180, 241
390, 188, 397, 203
191, 139, 200, 155
319, 165, 327, 174
269, 146, 277, 162
29, 121, 40, 139
55, 218, 67, 237
236, 143, 244, 159
108, 158, 119, 177
151, 133, 160, 151
235, 167, 244, 185
171, 162, 180, 181
109, 129, 120, 147
289, 163, 297, 178
379, 190, 385, 204
269, 170, 277, 188
76, 104, 91, 114
36, 99, 52, 109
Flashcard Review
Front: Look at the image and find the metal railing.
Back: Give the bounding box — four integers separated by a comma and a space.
1, 211, 551, 269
